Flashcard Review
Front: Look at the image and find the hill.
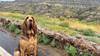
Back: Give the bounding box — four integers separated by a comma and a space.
15, 0, 100, 7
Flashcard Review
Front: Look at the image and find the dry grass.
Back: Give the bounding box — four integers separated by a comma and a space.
68, 20, 100, 33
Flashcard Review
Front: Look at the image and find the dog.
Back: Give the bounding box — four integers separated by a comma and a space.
14, 15, 37, 56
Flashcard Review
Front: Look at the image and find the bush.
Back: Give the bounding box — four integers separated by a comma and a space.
37, 35, 42, 43
64, 45, 77, 56
15, 28, 21, 34
81, 49, 93, 56
98, 35, 100, 38
69, 31, 77, 36
59, 22, 69, 28
78, 29, 84, 32
26, 11, 34, 15
9, 24, 16, 32
75, 16, 88, 20
51, 39, 56, 47
74, 28, 78, 31
59, 17, 66, 21
83, 29, 95, 36
42, 34, 50, 45
11, 10, 15, 13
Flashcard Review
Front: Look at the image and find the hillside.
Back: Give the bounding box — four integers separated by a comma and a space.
1, 2, 100, 21
15, 0, 100, 7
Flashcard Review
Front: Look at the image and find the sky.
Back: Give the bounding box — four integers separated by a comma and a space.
0, 0, 15, 1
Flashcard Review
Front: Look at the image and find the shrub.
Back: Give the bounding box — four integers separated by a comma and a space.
59, 17, 66, 21
83, 29, 95, 36
15, 28, 21, 34
37, 35, 42, 43
26, 11, 34, 15
69, 31, 77, 36
81, 49, 93, 56
64, 45, 77, 56
98, 35, 100, 38
59, 22, 69, 28
51, 39, 56, 47
42, 34, 50, 45
78, 29, 84, 32
74, 28, 78, 31
11, 10, 15, 13
9, 24, 16, 32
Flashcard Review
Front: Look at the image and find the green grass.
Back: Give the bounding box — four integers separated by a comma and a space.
59, 22, 69, 28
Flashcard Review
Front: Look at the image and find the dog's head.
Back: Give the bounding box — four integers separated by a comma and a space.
22, 15, 37, 35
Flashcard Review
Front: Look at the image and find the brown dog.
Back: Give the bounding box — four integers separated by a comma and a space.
14, 15, 37, 56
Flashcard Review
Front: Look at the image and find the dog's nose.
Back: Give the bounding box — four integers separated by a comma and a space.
29, 19, 32, 22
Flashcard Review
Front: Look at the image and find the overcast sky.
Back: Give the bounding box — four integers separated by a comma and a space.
0, 0, 15, 1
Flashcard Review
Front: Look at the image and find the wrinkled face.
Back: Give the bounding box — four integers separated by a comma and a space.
25, 15, 34, 29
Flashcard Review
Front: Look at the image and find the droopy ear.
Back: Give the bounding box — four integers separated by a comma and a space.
32, 21, 37, 34
22, 20, 27, 35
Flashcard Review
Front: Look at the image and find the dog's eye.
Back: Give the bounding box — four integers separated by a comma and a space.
26, 17, 29, 19
31, 17, 34, 19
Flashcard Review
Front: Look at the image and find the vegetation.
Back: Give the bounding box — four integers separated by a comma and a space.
75, 16, 88, 20
37, 35, 42, 43
64, 45, 77, 56
51, 39, 56, 47
57, 45, 63, 49
10, 10, 15, 13
9, 24, 16, 32
74, 28, 78, 31
59, 22, 69, 28
15, 28, 21, 34
78, 29, 84, 32
26, 11, 34, 15
3, 24, 7, 28
84, 37, 100, 43
81, 49, 93, 56
83, 29, 95, 36
59, 17, 66, 21
98, 35, 100, 38
42, 34, 50, 45
0, 12, 100, 33
69, 31, 77, 36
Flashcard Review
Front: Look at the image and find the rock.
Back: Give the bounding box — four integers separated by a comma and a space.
76, 36, 82, 39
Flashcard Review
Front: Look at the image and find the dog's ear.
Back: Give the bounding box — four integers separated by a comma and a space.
32, 17, 37, 34
22, 17, 28, 35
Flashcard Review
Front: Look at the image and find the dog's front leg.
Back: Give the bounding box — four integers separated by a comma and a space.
34, 47, 37, 56
21, 48, 24, 56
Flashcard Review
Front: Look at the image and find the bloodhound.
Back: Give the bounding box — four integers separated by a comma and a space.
14, 15, 38, 56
